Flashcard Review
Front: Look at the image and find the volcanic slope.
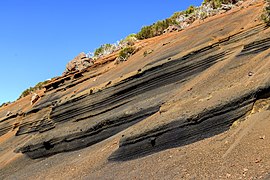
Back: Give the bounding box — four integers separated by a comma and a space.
1, 1, 270, 179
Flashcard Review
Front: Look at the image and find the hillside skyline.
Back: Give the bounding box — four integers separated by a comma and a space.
0, 0, 202, 104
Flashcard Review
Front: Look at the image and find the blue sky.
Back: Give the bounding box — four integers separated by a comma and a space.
0, 0, 202, 104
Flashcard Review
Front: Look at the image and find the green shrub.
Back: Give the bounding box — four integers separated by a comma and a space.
143, 49, 154, 57
136, 19, 175, 40
120, 34, 137, 46
0, 102, 10, 108
94, 44, 114, 57
170, 11, 184, 22
262, 4, 270, 26
136, 4, 200, 40
185, 5, 195, 14
125, 33, 137, 40
203, 0, 238, 8
136, 26, 153, 40
118, 46, 136, 61
203, 0, 221, 8
19, 87, 34, 98
19, 80, 49, 99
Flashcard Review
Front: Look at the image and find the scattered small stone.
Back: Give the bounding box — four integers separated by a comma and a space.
163, 25, 181, 34
259, 135, 266, 140
226, 173, 231, 178
143, 49, 154, 57
162, 42, 171, 46
219, 10, 227, 14
6, 111, 12, 117
255, 158, 262, 163
248, 71, 253, 76
243, 168, 248, 172
106, 81, 112, 87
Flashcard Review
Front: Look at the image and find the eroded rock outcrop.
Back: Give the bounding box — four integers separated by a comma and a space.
64, 52, 93, 74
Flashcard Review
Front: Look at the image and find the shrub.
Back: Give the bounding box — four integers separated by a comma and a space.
19, 80, 49, 99
118, 46, 136, 61
143, 49, 154, 57
136, 19, 175, 40
136, 25, 153, 40
94, 44, 116, 57
262, 2, 270, 26
0, 101, 10, 108
203, 0, 238, 8
203, 0, 221, 8
185, 5, 195, 14
119, 34, 137, 47
136, 4, 201, 40
19, 87, 34, 99
170, 11, 184, 22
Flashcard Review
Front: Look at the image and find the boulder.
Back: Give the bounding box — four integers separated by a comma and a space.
31, 93, 40, 105
64, 52, 94, 74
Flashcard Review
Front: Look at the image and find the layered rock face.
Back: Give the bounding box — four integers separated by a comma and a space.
1, 1, 270, 179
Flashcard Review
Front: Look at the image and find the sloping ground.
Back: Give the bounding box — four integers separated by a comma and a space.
1, 1, 270, 179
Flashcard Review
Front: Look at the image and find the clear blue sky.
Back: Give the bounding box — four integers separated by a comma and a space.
0, 0, 202, 104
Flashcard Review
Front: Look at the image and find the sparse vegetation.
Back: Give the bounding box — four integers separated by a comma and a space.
0, 101, 10, 108
94, 44, 117, 58
91, 35, 138, 60
203, 0, 238, 9
143, 49, 154, 57
88, 0, 240, 60
136, 19, 176, 40
185, 5, 195, 14
118, 46, 136, 61
19, 87, 34, 99
19, 80, 50, 99
119, 34, 137, 46
262, 0, 270, 26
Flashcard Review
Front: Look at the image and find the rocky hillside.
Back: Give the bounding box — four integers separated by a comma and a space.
1, 0, 270, 179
